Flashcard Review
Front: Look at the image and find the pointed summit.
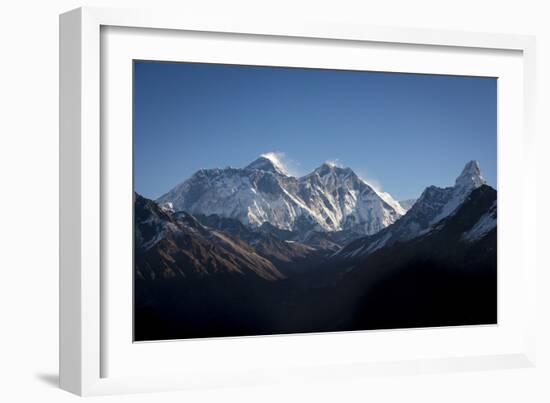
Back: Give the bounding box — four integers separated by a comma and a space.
429, 160, 488, 225
245, 154, 288, 176
455, 160, 487, 190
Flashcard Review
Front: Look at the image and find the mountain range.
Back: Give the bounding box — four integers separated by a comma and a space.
157, 155, 406, 239
135, 156, 497, 340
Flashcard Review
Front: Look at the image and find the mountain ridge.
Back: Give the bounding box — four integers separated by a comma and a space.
134, 193, 284, 282
335, 160, 490, 259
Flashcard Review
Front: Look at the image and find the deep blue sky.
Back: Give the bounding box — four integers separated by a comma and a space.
134, 61, 496, 201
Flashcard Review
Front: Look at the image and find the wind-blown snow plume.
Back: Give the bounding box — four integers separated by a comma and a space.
259, 152, 302, 177
260, 152, 288, 175
324, 159, 343, 168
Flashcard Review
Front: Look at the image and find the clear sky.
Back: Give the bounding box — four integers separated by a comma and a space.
134, 61, 496, 201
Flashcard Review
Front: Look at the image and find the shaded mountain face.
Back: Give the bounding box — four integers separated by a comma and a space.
330, 185, 497, 329
156, 157, 405, 237
335, 161, 488, 259
134, 193, 284, 282
192, 213, 326, 275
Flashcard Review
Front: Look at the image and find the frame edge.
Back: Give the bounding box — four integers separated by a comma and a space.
59, 7, 83, 396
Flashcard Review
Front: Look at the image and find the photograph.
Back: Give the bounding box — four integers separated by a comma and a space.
133, 60, 497, 341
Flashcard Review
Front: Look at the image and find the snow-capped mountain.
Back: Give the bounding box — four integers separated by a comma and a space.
336, 160, 490, 259
298, 163, 405, 235
431, 160, 487, 224
156, 156, 405, 237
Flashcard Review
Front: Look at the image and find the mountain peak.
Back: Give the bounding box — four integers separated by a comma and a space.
455, 160, 486, 189
245, 154, 288, 175
314, 162, 352, 177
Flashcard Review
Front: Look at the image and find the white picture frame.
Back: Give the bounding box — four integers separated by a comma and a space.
59, 6, 537, 396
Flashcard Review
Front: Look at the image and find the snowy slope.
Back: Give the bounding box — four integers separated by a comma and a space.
297, 163, 405, 235
462, 200, 497, 242
157, 157, 405, 236
398, 199, 417, 211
